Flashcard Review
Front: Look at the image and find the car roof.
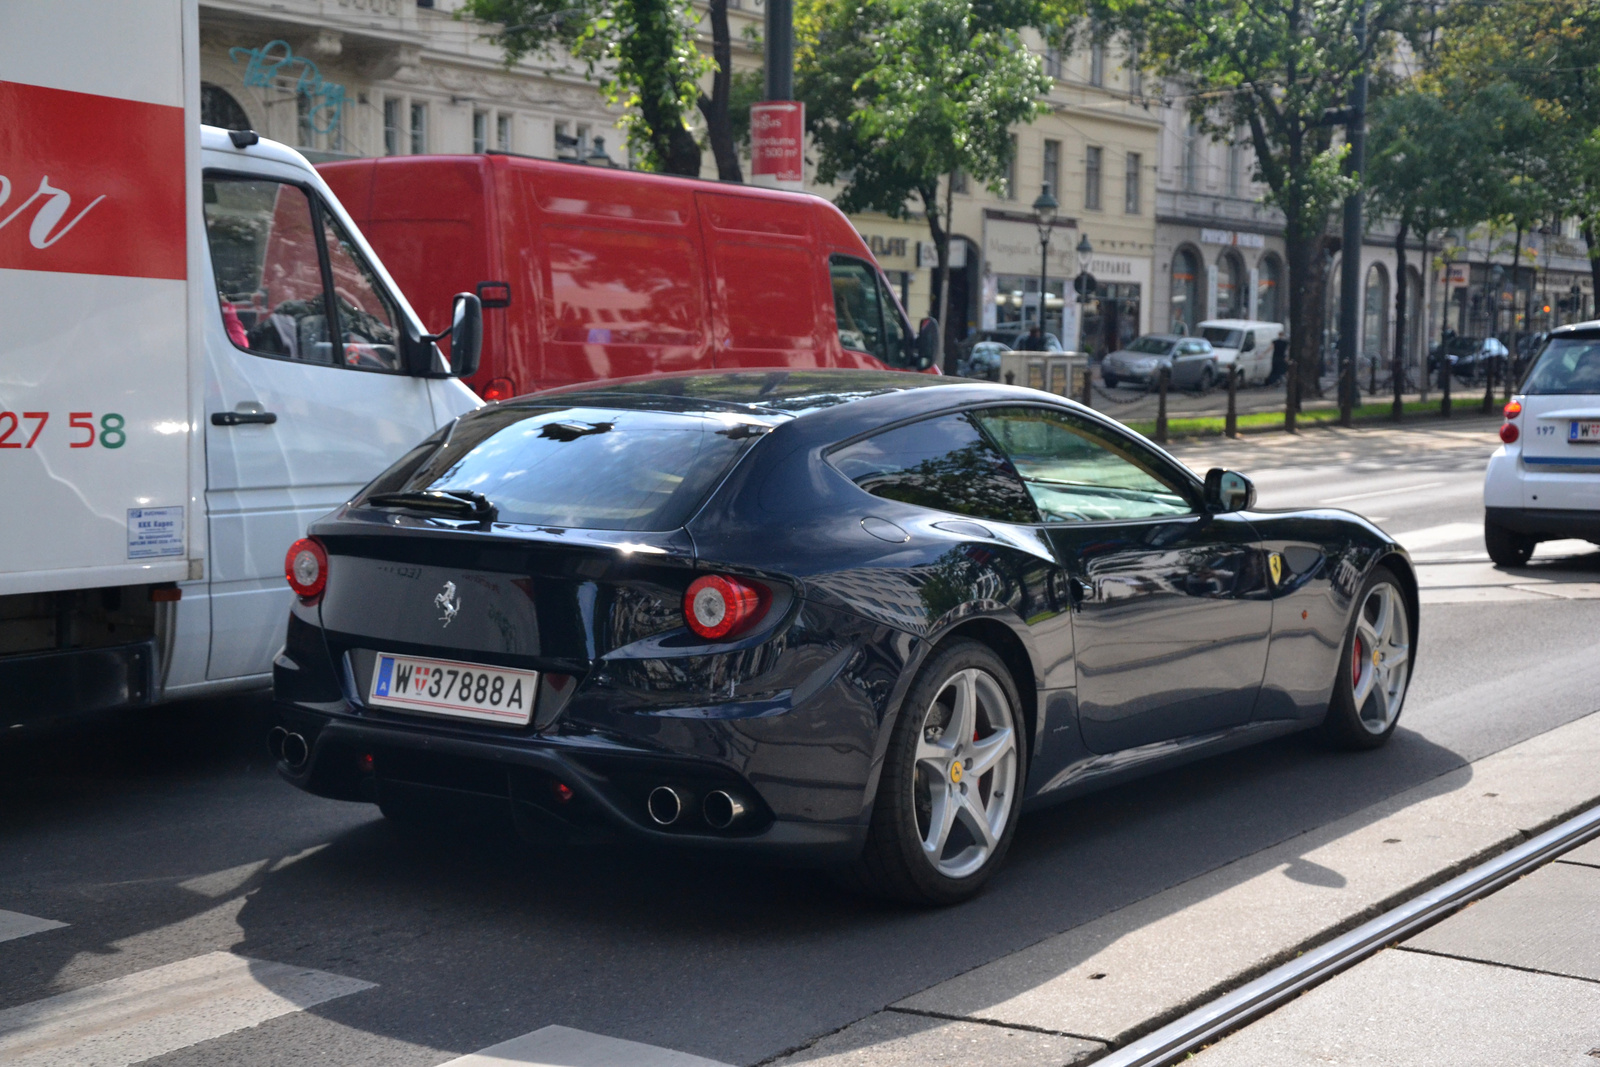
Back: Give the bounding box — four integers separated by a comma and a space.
1549, 319, 1600, 339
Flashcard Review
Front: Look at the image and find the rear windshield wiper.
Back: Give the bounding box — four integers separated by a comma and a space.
364, 489, 498, 522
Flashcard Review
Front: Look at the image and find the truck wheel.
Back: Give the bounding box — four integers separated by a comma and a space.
1485, 520, 1535, 567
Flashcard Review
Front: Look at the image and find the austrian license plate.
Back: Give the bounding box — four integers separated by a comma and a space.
1570, 420, 1600, 443
368, 653, 537, 726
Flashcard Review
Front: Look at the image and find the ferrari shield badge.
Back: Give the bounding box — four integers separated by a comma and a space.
1268, 552, 1284, 587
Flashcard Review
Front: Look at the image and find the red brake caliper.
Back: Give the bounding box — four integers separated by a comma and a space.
1351, 636, 1364, 688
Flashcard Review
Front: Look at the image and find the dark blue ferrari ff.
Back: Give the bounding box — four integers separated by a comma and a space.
272, 371, 1417, 905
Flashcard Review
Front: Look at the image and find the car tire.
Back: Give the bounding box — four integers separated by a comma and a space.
1103, 373, 1119, 388
1319, 565, 1412, 751
1485, 520, 1536, 567
1199, 365, 1216, 391
846, 639, 1028, 906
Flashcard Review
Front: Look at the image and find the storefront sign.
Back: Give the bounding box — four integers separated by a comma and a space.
983, 217, 1078, 276
1083, 254, 1152, 292
1442, 264, 1470, 286
916, 240, 966, 269
750, 101, 804, 190
1201, 228, 1266, 249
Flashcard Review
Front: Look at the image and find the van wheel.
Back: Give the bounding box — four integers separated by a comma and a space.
1485, 520, 1536, 567
846, 639, 1027, 906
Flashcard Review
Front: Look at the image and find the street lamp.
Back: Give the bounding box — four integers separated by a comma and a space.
1032, 183, 1058, 342
1075, 233, 1094, 353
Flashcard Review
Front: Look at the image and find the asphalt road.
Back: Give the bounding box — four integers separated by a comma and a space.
4, 415, 1599, 1067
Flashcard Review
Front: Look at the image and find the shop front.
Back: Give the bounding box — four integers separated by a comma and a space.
983, 211, 1079, 347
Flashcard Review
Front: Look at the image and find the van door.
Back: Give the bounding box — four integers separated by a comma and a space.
201, 174, 438, 681
696, 193, 823, 368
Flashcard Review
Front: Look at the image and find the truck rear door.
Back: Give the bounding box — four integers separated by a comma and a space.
201, 165, 438, 681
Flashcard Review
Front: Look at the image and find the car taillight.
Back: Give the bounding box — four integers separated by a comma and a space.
285, 537, 328, 601
1500, 422, 1520, 444
1504, 401, 1522, 418
684, 575, 768, 640
480, 377, 515, 402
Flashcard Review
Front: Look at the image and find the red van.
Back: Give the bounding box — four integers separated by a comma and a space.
319, 154, 933, 398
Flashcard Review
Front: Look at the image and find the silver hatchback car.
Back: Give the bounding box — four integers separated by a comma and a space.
1101, 334, 1218, 389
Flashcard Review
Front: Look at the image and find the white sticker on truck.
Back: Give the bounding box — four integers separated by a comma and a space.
128, 507, 184, 559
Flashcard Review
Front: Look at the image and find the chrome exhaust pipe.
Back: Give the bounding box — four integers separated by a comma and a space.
647, 785, 683, 826
703, 790, 746, 830
280, 732, 309, 771
267, 726, 288, 762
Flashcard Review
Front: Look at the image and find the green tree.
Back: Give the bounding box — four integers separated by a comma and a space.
1094, 0, 1405, 404
459, 0, 719, 177
797, 0, 1055, 366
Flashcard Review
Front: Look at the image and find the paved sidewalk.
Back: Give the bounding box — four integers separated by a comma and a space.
1192, 833, 1600, 1066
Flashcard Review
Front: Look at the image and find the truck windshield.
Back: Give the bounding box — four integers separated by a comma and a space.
1201, 328, 1243, 348
358, 405, 766, 531
1522, 337, 1600, 395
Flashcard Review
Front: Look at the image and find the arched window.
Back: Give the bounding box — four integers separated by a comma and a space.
1217, 251, 1246, 319
201, 84, 252, 131
1405, 266, 1424, 362
1363, 263, 1389, 361
1170, 247, 1200, 334
1256, 254, 1283, 324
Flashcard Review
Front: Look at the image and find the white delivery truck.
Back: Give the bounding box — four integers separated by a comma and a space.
0, 1, 481, 725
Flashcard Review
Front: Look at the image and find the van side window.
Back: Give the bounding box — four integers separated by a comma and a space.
879, 274, 910, 365
831, 256, 886, 363
1241, 332, 1255, 351
202, 176, 401, 372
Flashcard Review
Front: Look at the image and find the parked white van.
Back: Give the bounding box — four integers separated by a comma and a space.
1198, 320, 1284, 385
1, 2, 481, 724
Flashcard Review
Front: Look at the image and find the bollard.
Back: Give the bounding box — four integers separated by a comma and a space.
1156, 364, 1169, 444
1284, 358, 1297, 433
1225, 364, 1238, 438
1441, 362, 1452, 418
1392, 352, 1404, 422
1081, 365, 1093, 410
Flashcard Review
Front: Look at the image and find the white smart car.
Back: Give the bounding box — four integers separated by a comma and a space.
1484, 322, 1600, 565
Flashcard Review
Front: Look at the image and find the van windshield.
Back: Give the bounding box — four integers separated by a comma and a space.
1201, 328, 1244, 348
1522, 337, 1600, 396
358, 405, 766, 530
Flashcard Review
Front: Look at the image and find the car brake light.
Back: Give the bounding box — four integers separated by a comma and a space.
480, 377, 515, 402
1503, 401, 1522, 418
285, 537, 328, 601
1499, 422, 1520, 444
684, 575, 768, 640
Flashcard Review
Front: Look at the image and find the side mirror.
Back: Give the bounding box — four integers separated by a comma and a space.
448, 292, 483, 378
916, 318, 939, 369
1204, 467, 1256, 512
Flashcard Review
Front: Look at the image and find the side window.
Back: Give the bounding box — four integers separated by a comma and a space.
204, 178, 331, 362
830, 256, 886, 363
202, 175, 401, 372
1240, 332, 1255, 351
879, 275, 910, 367
973, 406, 1196, 523
828, 413, 1038, 524
320, 210, 402, 370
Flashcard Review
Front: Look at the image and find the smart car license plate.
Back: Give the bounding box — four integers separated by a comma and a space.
1570, 420, 1600, 443
368, 653, 537, 726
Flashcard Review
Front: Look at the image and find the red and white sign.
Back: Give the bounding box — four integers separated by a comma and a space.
0, 80, 186, 280
750, 101, 805, 191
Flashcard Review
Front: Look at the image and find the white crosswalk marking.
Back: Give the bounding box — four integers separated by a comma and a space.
1396, 522, 1484, 552
0, 951, 374, 1067
438, 1024, 732, 1067
0, 911, 66, 945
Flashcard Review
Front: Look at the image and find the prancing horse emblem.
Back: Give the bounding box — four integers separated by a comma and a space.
434, 581, 460, 627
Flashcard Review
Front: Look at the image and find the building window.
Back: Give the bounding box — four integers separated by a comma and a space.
1182, 124, 1199, 193
201, 84, 252, 131
1045, 48, 1062, 80
1043, 139, 1060, 202
1127, 44, 1141, 96
1226, 134, 1242, 197
383, 98, 401, 156
1003, 135, 1017, 199
296, 94, 313, 148
1257, 255, 1283, 324
1124, 152, 1141, 214
1170, 247, 1201, 334
409, 102, 427, 154
473, 110, 488, 153
1085, 145, 1102, 210
496, 113, 512, 151
1089, 43, 1105, 87
950, 168, 969, 195
1218, 251, 1246, 318
555, 122, 577, 159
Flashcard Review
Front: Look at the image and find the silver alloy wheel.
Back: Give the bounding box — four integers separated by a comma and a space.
1350, 582, 1411, 734
912, 667, 1019, 878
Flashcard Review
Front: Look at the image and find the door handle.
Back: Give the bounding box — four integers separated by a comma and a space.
211, 411, 277, 426
1069, 577, 1095, 604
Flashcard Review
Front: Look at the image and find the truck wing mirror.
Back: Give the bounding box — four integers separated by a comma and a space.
402, 292, 483, 378
916, 318, 939, 369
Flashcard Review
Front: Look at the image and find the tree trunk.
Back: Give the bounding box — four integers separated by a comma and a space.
919, 182, 956, 373
1283, 230, 1327, 414
936, 173, 956, 370
1392, 218, 1409, 418
696, 0, 742, 182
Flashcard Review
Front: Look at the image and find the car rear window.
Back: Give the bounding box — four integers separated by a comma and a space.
360, 405, 765, 530
1201, 328, 1243, 348
1523, 337, 1600, 395
1126, 337, 1174, 355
